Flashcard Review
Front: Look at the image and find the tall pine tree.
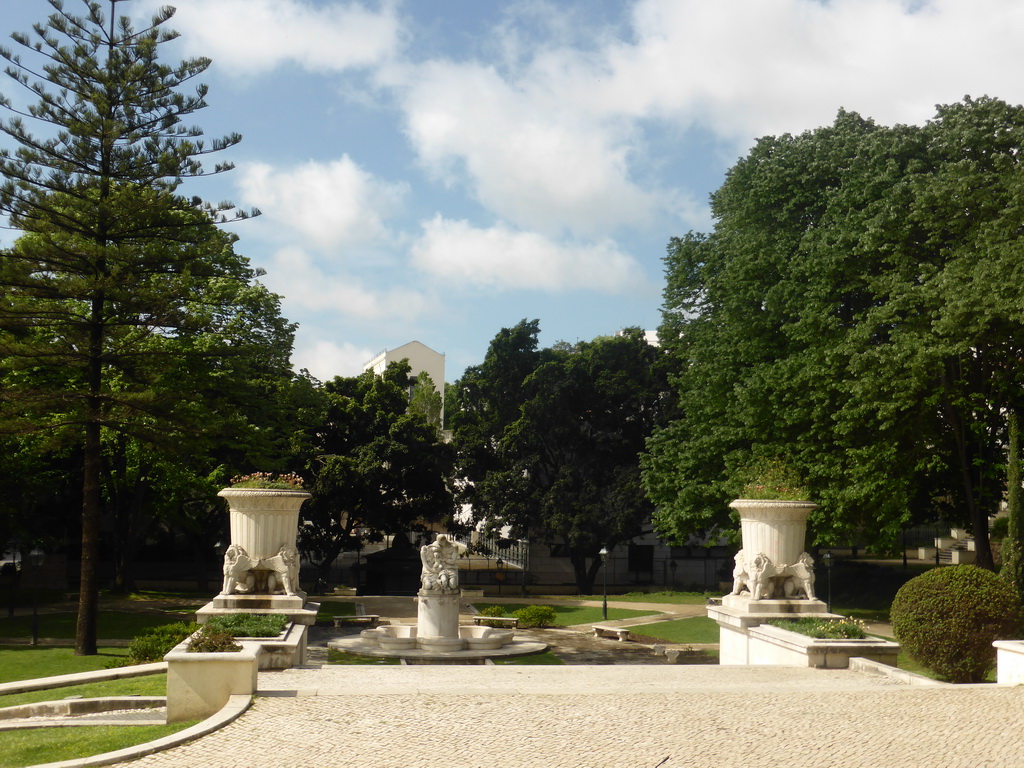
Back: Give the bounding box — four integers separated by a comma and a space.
0, 0, 260, 654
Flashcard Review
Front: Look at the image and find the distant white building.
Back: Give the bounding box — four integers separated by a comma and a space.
363, 340, 445, 423
615, 329, 660, 347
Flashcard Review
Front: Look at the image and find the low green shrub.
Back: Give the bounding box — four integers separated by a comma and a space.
205, 612, 287, 638
187, 626, 242, 653
474, 604, 512, 627
512, 605, 557, 628
890, 564, 1022, 683
766, 616, 866, 639
122, 621, 199, 665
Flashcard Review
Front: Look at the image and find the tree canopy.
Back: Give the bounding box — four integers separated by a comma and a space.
0, 0, 266, 653
643, 96, 1024, 570
452, 321, 670, 593
295, 361, 455, 580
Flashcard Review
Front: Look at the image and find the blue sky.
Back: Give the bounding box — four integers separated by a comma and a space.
4, 0, 1024, 382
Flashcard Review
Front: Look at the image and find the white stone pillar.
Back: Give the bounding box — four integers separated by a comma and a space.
416, 593, 461, 638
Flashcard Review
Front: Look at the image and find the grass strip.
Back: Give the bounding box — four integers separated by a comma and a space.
326, 649, 401, 665
0, 720, 198, 768
624, 616, 720, 644
491, 650, 565, 665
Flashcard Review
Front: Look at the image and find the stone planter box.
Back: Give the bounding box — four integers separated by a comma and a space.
743, 624, 899, 669
165, 638, 259, 723
242, 622, 308, 670
994, 640, 1024, 684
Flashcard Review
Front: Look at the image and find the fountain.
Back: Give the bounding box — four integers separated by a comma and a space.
330, 534, 547, 661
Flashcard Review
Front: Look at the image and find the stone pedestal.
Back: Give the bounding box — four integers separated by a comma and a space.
416, 593, 461, 639
712, 497, 843, 666
196, 595, 319, 626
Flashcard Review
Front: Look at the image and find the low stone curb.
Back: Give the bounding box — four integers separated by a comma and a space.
0, 696, 166, 728
28, 693, 252, 768
849, 656, 949, 686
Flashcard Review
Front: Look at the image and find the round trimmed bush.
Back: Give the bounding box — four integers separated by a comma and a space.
890, 564, 1021, 683
513, 604, 557, 628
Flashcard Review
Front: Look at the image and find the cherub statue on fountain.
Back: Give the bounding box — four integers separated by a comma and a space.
420, 534, 459, 594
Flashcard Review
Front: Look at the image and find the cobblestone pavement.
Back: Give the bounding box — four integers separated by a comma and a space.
116, 665, 1024, 768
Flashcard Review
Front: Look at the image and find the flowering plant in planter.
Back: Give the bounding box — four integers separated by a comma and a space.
230, 472, 305, 490
766, 616, 867, 639
733, 456, 809, 501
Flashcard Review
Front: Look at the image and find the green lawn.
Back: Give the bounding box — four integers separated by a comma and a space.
472, 602, 659, 626
0, 645, 132, 683
315, 600, 358, 620
0, 721, 197, 768
558, 591, 712, 606
834, 606, 890, 624
625, 616, 720, 644
0, 673, 167, 708
0, 611, 183, 641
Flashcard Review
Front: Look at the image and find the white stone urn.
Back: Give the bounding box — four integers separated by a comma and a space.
729, 498, 817, 568
218, 487, 311, 596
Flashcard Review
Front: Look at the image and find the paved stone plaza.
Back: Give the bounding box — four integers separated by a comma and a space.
118, 664, 1024, 768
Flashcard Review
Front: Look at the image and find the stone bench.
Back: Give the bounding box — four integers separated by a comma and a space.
592, 625, 631, 642
472, 615, 519, 628
333, 614, 380, 628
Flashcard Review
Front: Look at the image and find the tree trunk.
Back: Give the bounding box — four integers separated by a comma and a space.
569, 548, 605, 595
941, 369, 995, 571
1002, 410, 1024, 597
76, 293, 105, 656
76, 418, 101, 656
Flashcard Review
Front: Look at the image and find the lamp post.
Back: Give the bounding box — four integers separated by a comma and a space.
599, 547, 609, 620
821, 551, 833, 613
29, 547, 44, 647
495, 558, 504, 597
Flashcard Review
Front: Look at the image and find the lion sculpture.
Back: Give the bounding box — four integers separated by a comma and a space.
731, 550, 777, 601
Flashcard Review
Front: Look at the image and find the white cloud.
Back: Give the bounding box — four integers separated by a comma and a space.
263, 246, 433, 321
147, 0, 402, 74
410, 216, 647, 294
601, 0, 1024, 140
394, 60, 658, 240
292, 339, 377, 380
385, 0, 1024, 243
236, 158, 408, 250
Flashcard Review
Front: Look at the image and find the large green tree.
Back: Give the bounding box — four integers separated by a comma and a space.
296, 362, 455, 584
644, 97, 1024, 570
452, 321, 669, 593
0, 0, 260, 653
